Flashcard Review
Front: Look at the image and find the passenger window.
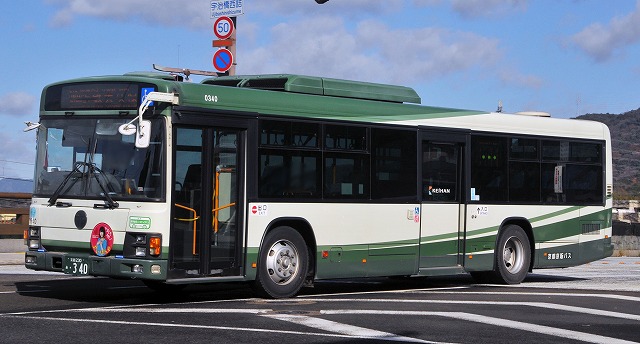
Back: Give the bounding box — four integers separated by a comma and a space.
259, 151, 320, 198
471, 136, 507, 202
371, 128, 417, 200
323, 153, 369, 198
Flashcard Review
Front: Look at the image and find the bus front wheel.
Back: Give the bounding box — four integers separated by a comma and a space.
253, 226, 309, 298
494, 224, 531, 284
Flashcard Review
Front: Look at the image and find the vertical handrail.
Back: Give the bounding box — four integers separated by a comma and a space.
213, 169, 220, 233
212, 166, 236, 234
174, 203, 199, 255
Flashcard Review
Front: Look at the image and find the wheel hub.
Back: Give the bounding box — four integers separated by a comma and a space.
503, 236, 524, 274
266, 240, 299, 285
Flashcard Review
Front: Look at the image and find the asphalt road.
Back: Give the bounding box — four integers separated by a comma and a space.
0, 257, 638, 343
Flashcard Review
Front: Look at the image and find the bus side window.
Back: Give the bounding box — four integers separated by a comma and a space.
371, 128, 417, 200
471, 136, 507, 202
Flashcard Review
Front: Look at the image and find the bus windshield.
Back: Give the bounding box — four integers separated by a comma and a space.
34, 117, 165, 201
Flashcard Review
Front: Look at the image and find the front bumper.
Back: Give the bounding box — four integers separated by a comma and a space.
24, 251, 168, 280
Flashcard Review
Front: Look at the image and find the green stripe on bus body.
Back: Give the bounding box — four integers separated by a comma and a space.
41, 239, 170, 259
464, 206, 580, 238
465, 206, 609, 240
420, 240, 459, 256
420, 231, 459, 243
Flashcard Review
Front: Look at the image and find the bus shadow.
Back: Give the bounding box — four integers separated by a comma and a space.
523, 273, 586, 283
13, 277, 256, 305
12, 272, 586, 305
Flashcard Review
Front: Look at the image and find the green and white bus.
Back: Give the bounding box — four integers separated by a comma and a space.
25, 70, 613, 298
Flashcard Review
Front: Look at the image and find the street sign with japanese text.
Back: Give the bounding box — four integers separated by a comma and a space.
211, 0, 244, 18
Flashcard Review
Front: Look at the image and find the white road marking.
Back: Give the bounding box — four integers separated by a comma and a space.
320, 310, 638, 344
30, 299, 640, 322
3, 315, 399, 341
0, 290, 49, 294
291, 298, 640, 321
407, 290, 640, 302
5, 306, 636, 344
3, 284, 638, 343
263, 313, 439, 343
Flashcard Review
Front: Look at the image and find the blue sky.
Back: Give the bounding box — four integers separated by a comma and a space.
1, 0, 640, 179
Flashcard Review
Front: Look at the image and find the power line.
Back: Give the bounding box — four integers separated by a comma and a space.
0, 159, 34, 166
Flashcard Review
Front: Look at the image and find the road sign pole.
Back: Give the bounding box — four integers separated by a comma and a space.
229, 16, 236, 76
215, 17, 236, 77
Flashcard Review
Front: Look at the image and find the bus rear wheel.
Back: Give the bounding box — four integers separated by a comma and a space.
253, 226, 309, 298
494, 224, 531, 284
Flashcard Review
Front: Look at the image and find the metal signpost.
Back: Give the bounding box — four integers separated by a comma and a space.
211, 2, 243, 76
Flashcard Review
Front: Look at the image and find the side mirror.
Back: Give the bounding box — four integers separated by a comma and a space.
136, 120, 151, 148
118, 120, 151, 148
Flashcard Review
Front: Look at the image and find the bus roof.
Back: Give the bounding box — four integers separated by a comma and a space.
202, 74, 422, 104
40, 72, 609, 140
41, 72, 482, 122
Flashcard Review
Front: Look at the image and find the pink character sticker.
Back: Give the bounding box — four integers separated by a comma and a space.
91, 222, 114, 257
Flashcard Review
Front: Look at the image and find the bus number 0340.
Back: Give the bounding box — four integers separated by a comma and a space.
204, 94, 218, 102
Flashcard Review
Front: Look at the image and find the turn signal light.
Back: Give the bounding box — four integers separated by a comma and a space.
149, 236, 161, 256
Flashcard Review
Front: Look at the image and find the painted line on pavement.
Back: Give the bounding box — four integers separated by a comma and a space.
321, 310, 638, 344
290, 298, 640, 321
263, 313, 436, 343
407, 290, 640, 302
4, 314, 440, 343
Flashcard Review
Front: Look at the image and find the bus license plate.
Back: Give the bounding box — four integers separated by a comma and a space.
64, 256, 89, 275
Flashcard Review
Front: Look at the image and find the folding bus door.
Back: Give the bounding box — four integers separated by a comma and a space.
170, 119, 246, 279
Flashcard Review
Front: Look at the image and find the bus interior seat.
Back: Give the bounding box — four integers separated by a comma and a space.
179, 164, 202, 205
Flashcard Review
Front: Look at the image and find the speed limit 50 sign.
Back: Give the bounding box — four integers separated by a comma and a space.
214, 16, 234, 40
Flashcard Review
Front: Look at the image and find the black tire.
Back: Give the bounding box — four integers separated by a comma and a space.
253, 226, 309, 298
493, 224, 531, 284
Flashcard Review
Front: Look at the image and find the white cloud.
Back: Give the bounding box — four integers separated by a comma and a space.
571, 1, 640, 62
45, 0, 407, 29
251, 0, 404, 15
46, 0, 211, 29
0, 92, 37, 116
498, 69, 543, 89
239, 16, 501, 85
413, 0, 528, 18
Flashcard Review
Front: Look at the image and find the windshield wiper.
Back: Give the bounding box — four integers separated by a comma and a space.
48, 161, 87, 206
47, 162, 119, 209
90, 164, 119, 209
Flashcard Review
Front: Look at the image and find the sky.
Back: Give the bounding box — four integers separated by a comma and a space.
1, 0, 640, 179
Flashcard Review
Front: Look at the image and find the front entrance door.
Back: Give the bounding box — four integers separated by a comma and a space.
170, 124, 244, 278
419, 131, 466, 271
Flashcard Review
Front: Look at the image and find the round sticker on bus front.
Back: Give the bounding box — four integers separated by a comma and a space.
91, 222, 114, 257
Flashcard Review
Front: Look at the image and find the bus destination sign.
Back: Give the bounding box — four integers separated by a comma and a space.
45, 82, 156, 111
